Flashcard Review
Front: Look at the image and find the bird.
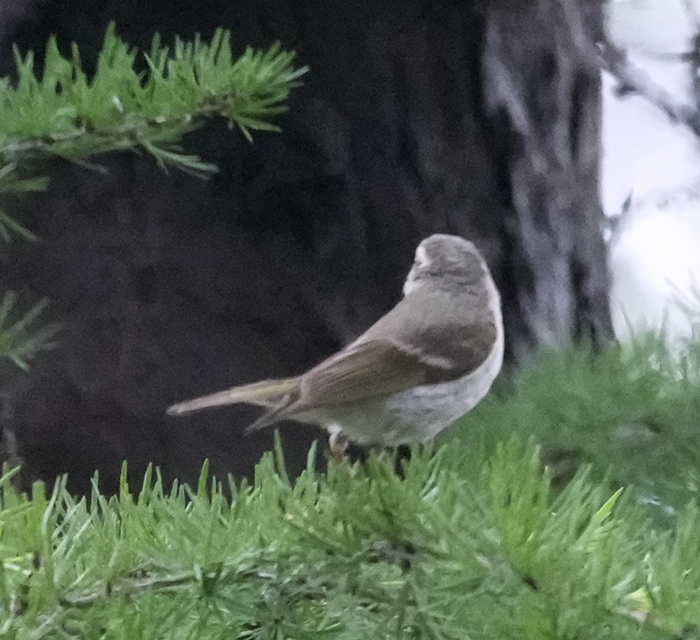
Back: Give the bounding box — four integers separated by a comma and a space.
167, 234, 504, 451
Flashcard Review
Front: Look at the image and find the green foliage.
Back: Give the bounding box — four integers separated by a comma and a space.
454, 335, 700, 526
2, 340, 700, 637
0, 21, 305, 247
0, 293, 59, 371
0, 432, 697, 639
0, 24, 305, 371
0, 23, 307, 176
0, 164, 47, 242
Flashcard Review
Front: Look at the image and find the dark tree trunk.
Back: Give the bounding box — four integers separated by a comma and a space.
483, 0, 610, 348
0, 0, 611, 492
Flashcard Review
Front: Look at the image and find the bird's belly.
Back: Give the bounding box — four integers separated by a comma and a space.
312, 341, 503, 446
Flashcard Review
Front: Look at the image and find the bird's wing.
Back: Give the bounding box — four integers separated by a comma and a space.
299, 339, 429, 405
394, 320, 498, 377
245, 340, 439, 431
284, 336, 461, 414
357, 290, 499, 379
287, 288, 500, 414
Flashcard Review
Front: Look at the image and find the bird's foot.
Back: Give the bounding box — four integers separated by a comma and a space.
326, 425, 349, 462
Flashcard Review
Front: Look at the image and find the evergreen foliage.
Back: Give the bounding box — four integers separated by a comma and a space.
0, 293, 59, 371
455, 336, 700, 526
0, 437, 690, 639
3, 336, 700, 639
0, 24, 306, 371
0, 23, 306, 183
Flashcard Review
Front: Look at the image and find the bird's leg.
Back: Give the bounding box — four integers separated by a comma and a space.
327, 424, 349, 461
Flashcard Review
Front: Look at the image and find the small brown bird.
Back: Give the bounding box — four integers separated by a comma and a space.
167, 234, 504, 449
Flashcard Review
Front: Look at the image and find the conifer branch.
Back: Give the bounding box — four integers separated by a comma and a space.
2, 433, 700, 638
0, 23, 307, 176
0, 24, 306, 370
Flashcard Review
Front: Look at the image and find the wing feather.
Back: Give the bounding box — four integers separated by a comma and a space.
297, 340, 429, 407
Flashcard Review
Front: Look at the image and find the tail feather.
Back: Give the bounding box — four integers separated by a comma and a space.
167, 377, 300, 416
244, 400, 297, 433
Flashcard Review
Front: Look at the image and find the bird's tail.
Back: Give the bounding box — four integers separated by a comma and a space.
167, 377, 301, 416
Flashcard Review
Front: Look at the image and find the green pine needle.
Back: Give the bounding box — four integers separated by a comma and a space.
0, 23, 308, 175
1, 393, 700, 639
0, 23, 306, 371
0, 292, 60, 370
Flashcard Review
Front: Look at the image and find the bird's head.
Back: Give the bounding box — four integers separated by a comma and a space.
403, 234, 488, 296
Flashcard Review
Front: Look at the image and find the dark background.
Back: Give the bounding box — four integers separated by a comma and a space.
0, 0, 609, 492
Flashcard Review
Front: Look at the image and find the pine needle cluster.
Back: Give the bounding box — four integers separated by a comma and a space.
0, 23, 306, 182
1, 394, 700, 638
0, 24, 306, 371
455, 336, 700, 525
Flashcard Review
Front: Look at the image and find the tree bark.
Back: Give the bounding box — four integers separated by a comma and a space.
483, 0, 611, 348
